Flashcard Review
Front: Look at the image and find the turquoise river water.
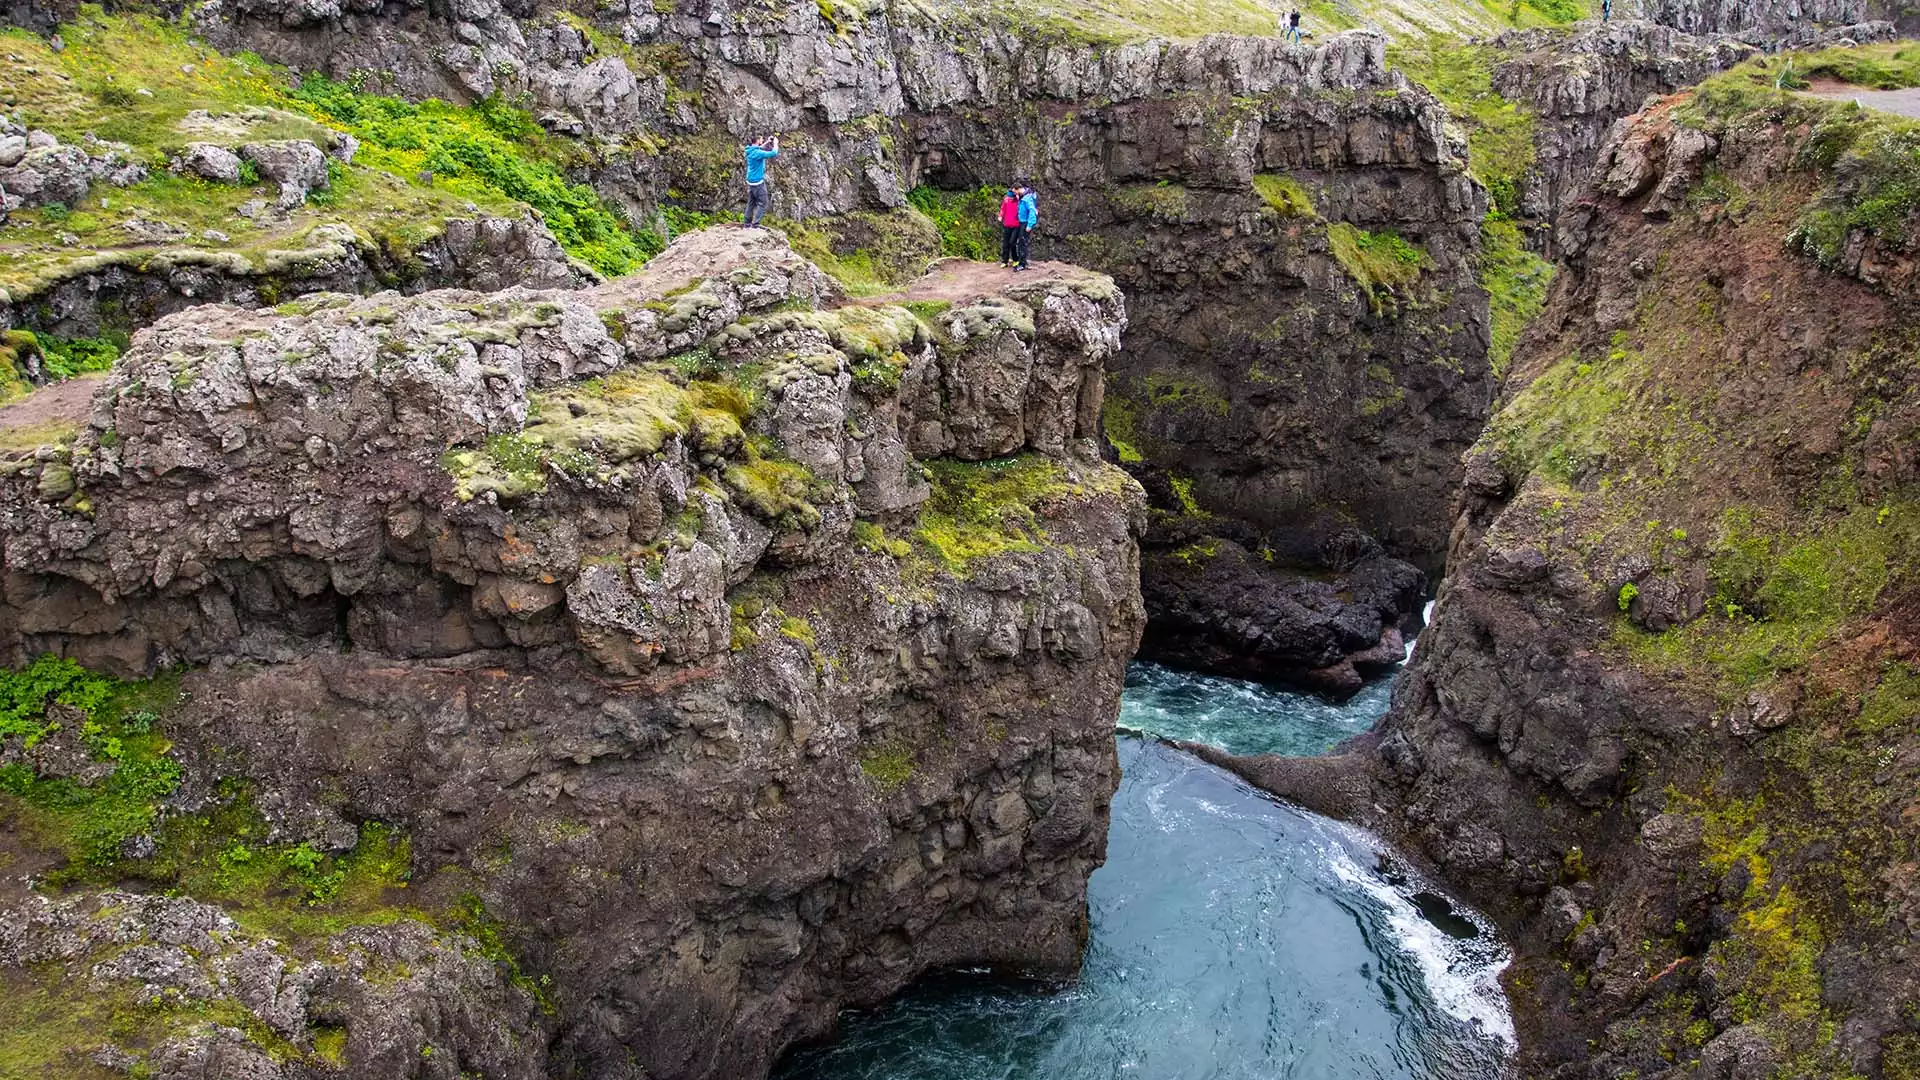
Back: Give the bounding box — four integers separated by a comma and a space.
776, 660, 1515, 1080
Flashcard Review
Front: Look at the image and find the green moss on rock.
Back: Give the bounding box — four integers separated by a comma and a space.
1251, 173, 1316, 218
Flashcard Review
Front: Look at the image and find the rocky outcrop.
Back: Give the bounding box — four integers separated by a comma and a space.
1491, 22, 1757, 251
0, 227, 1146, 1079
1634, 0, 1910, 40
1135, 501, 1424, 697
0, 117, 147, 216
1, 891, 550, 1080
1216, 87, 1920, 1078
171, 0, 1492, 679
1, 210, 592, 341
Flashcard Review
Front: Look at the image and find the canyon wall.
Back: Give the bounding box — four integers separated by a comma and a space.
0, 227, 1147, 1079
1220, 66, 1920, 1080
161, 0, 1494, 683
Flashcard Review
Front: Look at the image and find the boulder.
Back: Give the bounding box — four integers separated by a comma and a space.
239, 139, 329, 207
172, 142, 243, 184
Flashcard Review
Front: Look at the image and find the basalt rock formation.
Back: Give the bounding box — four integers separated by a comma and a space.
1214, 66, 1920, 1080
0, 227, 1147, 1079
1492, 21, 1759, 253
163, 0, 1490, 683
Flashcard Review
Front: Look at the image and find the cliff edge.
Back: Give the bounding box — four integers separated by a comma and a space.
0, 226, 1147, 1080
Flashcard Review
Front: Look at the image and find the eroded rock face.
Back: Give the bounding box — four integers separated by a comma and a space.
1, 209, 591, 340
1210, 97, 1920, 1078
0, 227, 1146, 1080
1491, 22, 1757, 252
178, 0, 1492, 672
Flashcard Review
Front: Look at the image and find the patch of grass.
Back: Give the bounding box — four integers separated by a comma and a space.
1102, 394, 1146, 464
0, 9, 638, 297
1485, 344, 1638, 486
1327, 223, 1428, 314
1167, 538, 1220, 567
911, 455, 1130, 575
1112, 181, 1190, 221
1792, 41, 1920, 91
1136, 373, 1231, 418
906, 185, 1002, 262
1251, 173, 1316, 217
0, 660, 185, 867
914, 457, 1055, 572
851, 519, 912, 558
858, 743, 914, 791
723, 453, 823, 531
1390, 36, 1537, 215
0, 971, 307, 1080
0, 420, 82, 453
1480, 214, 1553, 379
1681, 49, 1920, 270
288, 74, 646, 275
1618, 501, 1916, 691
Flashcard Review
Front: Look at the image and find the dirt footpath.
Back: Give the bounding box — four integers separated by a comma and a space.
0, 373, 105, 444
858, 257, 1105, 308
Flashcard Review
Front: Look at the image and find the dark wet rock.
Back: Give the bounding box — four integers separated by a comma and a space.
1139, 537, 1422, 698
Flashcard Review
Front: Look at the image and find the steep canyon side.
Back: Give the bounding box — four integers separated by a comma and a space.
0, 227, 1147, 1079
1218, 63, 1920, 1080
149, 0, 1497, 687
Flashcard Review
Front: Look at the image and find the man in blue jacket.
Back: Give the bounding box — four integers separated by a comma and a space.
1013, 184, 1038, 270
743, 136, 779, 228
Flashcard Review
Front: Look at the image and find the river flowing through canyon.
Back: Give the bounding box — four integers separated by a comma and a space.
776, 661, 1516, 1080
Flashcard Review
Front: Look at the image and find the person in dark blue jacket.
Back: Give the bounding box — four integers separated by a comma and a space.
743, 136, 780, 228
1013, 185, 1039, 270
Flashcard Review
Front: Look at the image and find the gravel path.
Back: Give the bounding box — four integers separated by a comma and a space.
1803, 79, 1920, 118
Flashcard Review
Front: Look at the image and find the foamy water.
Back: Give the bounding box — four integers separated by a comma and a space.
778, 660, 1517, 1080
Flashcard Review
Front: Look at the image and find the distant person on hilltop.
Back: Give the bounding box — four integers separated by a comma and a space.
999, 184, 1024, 267
743, 135, 779, 228
1287, 9, 1302, 43
1014, 184, 1038, 271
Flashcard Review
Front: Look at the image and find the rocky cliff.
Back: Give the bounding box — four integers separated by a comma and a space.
1212, 52, 1920, 1080
0, 226, 1147, 1079
156, 0, 1491, 684
1491, 21, 1759, 252
0, 0, 1507, 686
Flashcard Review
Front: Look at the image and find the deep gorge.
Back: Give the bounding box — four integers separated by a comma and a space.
3, 0, 1920, 1077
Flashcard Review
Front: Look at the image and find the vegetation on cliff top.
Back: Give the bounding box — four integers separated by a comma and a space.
1680, 45, 1920, 270
1389, 35, 1537, 216
0, 7, 653, 290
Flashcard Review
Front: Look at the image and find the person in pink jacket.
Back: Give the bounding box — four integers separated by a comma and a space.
998, 185, 1024, 267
